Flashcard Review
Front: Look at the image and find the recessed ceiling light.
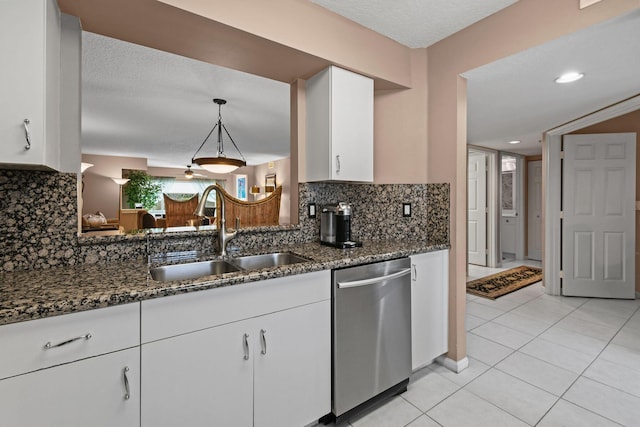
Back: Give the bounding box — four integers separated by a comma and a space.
508, 140, 521, 144
555, 72, 584, 84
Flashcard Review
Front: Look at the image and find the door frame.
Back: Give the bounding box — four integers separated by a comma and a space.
467, 149, 488, 266
544, 94, 640, 295
468, 145, 500, 268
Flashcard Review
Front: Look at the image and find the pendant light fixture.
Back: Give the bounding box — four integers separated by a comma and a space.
184, 165, 194, 179
191, 98, 247, 174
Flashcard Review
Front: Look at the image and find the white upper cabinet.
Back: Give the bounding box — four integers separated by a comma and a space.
306, 66, 374, 182
0, 0, 80, 172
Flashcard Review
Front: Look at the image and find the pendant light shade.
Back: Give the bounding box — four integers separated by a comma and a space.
192, 98, 246, 174
196, 157, 246, 174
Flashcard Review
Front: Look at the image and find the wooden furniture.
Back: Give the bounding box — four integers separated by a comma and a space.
119, 209, 150, 232
217, 185, 282, 227
163, 194, 200, 228
141, 213, 156, 229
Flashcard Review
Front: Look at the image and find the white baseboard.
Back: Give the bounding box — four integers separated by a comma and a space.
437, 355, 469, 373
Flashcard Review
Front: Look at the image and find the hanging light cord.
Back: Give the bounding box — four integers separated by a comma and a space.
191, 102, 246, 164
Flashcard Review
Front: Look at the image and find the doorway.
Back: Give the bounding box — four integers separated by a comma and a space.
467, 147, 499, 270
544, 96, 640, 296
500, 153, 525, 263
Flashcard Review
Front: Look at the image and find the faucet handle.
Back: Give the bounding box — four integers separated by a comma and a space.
235, 217, 241, 230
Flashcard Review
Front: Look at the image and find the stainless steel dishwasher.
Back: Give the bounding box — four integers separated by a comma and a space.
328, 257, 412, 424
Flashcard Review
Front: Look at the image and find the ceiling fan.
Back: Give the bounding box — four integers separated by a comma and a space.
182, 165, 207, 179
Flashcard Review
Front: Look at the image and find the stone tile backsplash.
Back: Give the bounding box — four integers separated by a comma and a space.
298, 182, 449, 243
0, 169, 449, 272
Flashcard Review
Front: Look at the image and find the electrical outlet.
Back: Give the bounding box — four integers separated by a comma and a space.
402, 203, 411, 217
308, 203, 316, 218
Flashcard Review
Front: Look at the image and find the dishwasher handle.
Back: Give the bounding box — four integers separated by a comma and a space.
337, 268, 411, 289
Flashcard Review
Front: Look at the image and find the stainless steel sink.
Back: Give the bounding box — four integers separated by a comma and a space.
150, 260, 241, 282
230, 252, 309, 271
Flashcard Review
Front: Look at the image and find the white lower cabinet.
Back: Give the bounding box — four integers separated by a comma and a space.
0, 303, 141, 427
141, 271, 331, 427
253, 300, 330, 427
410, 250, 449, 370
142, 318, 254, 427
0, 346, 140, 427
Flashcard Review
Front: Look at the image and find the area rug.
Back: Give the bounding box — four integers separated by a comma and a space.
466, 266, 542, 300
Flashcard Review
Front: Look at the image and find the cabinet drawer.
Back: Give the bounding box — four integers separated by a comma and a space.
0, 303, 140, 380
142, 270, 330, 343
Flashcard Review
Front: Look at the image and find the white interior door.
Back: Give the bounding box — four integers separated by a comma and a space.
468, 151, 487, 266
563, 133, 636, 299
528, 160, 542, 261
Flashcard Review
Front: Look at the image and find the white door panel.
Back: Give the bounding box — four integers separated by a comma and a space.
468, 152, 487, 266
527, 160, 542, 261
562, 133, 636, 299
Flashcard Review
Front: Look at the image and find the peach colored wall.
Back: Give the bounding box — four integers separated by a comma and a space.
374, 49, 429, 184
290, 80, 304, 223
247, 158, 291, 224
156, 0, 412, 88
570, 109, 640, 292
426, 0, 639, 360
82, 154, 147, 219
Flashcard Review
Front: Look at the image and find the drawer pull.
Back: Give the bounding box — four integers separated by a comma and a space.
23, 119, 31, 150
260, 329, 267, 355
243, 333, 250, 360
123, 366, 131, 400
43, 333, 92, 350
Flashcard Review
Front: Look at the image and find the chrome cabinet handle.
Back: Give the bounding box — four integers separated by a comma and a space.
23, 119, 31, 150
123, 366, 130, 400
260, 329, 267, 355
412, 264, 417, 281
243, 333, 250, 360
44, 333, 92, 350
336, 155, 341, 174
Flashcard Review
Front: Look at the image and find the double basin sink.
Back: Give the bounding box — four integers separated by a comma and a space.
149, 252, 310, 282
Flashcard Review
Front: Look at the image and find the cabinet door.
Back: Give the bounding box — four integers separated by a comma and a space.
141, 319, 253, 427
254, 300, 331, 427
0, 347, 139, 427
0, 0, 60, 169
330, 66, 374, 182
306, 66, 373, 182
410, 251, 449, 370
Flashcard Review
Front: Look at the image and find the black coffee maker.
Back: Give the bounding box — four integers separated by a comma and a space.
320, 202, 362, 248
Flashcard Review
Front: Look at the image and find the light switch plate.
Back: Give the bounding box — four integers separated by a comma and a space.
402, 203, 411, 217
308, 203, 316, 218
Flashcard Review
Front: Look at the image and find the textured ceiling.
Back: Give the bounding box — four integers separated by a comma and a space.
464, 9, 640, 155
309, 0, 519, 48
81, 32, 290, 169
81, 4, 640, 165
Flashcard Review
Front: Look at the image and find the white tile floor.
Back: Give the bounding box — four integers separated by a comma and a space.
326, 261, 640, 427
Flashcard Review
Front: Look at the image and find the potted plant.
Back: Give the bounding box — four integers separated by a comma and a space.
123, 170, 161, 210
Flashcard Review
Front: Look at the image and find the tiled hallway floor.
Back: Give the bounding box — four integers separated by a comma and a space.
328, 262, 640, 426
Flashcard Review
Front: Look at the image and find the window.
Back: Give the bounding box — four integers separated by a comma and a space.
148, 177, 225, 216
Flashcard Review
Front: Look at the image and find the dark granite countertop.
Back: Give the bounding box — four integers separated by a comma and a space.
0, 240, 448, 327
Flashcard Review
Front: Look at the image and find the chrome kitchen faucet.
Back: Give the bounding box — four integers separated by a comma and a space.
194, 184, 239, 256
